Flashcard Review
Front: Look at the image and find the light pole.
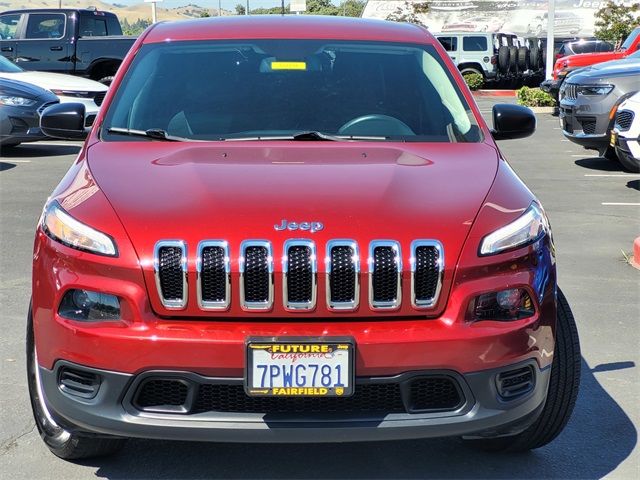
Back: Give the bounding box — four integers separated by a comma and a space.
144, 0, 162, 23
246, 0, 249, 15
218, 0, 222, 16
545, 0, 556, 80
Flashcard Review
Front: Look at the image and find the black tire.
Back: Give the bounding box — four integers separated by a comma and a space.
517, 46, 530, 71
508, 46, 518, 73
465, 288, 581, 452
529, 47, 539, 69
26, 304, 126, 460
602, 146, 618, 161
615, 147, 640, 173
1, 141, 20, 149
97, 76, 114, 86
498, 46, 510, 74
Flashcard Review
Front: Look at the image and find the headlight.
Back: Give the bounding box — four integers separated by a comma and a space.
577, 85, 614, 96
479, 203, 548, 256
42, 201, 117, 256
0, 95, 36, 106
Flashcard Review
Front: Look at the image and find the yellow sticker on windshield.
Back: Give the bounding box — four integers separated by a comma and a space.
271, 61, 307, 71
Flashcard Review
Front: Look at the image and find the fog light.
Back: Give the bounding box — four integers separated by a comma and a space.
470, 288, 534, 321
59, 289, 120, 321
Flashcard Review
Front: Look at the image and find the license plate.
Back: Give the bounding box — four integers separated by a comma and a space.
610, 131, 618, 147
245, 338, 354, 397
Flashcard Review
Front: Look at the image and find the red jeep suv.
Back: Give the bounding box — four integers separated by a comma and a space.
32, 16, 580, 460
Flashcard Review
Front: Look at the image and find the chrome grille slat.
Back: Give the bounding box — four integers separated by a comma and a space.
196, 240, 230, 311
239, 240, 274, 311
368, 241, 402, 310
283, 239, 317, 311
410, 240, 444, 309
326, 240, 360, 311
154, 240, 188, 310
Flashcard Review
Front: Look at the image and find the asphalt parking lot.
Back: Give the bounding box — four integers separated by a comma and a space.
1, 97, 638, 479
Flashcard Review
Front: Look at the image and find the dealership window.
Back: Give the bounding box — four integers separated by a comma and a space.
463, 36, 487, 52
438, 37, 457, 52
25, 13, 65, 39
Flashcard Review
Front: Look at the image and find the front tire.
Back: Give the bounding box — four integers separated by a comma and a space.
27, 304, 126, 460
465, 288, 581, 452
615, 147, 640, 173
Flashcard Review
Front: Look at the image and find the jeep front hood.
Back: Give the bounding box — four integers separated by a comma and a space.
87, 141, 499, 317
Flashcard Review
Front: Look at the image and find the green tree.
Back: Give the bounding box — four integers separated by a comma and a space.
235, 4, 246, 15
200, 11, 211, 18
594, 1, 640, 45
337, 0, 366, 17
305, 0, 339, 16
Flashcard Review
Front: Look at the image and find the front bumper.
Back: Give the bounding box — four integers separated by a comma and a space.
40, 359, 550, 442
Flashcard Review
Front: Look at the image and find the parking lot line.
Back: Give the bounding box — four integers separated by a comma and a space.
9, 160, 31, 163
601, 202, 640, 206
585, 174, 640, 177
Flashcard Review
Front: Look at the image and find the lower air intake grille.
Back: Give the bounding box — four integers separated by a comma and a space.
496, 365, 535, 399
578, 117, 597, 135
408, 376, 463, 412
201, 246, 226, 303
329, 245, 356, 303
157, 245, 184, 303
193, 383, 406, 414
615, 110, 634, 131
134, 379, 189, 410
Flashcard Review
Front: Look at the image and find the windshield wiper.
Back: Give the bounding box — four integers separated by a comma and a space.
106, 127, 198, 142
222, 131, 388, 142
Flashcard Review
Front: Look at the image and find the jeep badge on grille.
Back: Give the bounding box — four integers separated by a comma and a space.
274, 219, 323, 233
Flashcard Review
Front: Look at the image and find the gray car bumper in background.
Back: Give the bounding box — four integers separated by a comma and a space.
39, 359, 550, 443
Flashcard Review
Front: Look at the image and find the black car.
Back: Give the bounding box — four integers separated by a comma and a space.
0, 77, 58, 148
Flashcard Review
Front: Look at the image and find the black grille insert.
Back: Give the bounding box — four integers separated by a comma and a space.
615, 110, 634, 131
372, 246, 399, 304
157, 246, 184, 303
496, 366, 535, 399
413, 245, 440, 305
243, 245, 270, 304
286, 245, 313, 304
329, 245, 356, 304
58, 367, 101, 399
201, 246, 226, 303
132, 375, 464, 416
135, 379, 190, 412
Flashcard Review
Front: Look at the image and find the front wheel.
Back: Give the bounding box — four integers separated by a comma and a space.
27, 304, 126, 460
465, 288, 581, 452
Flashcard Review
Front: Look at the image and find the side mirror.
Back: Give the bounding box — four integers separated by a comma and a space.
40, 103, 86, 140
491, 104, 536, 140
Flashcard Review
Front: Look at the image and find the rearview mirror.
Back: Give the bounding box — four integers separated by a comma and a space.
40, 103, 86, 140
491, 104, 536, 140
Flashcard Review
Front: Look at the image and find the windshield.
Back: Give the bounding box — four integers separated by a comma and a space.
0, 55, 23, 73
622, 28, 640, 50
103, 39, 482, 142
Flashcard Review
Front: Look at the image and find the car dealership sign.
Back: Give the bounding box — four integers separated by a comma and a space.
362, 1, 638, 38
